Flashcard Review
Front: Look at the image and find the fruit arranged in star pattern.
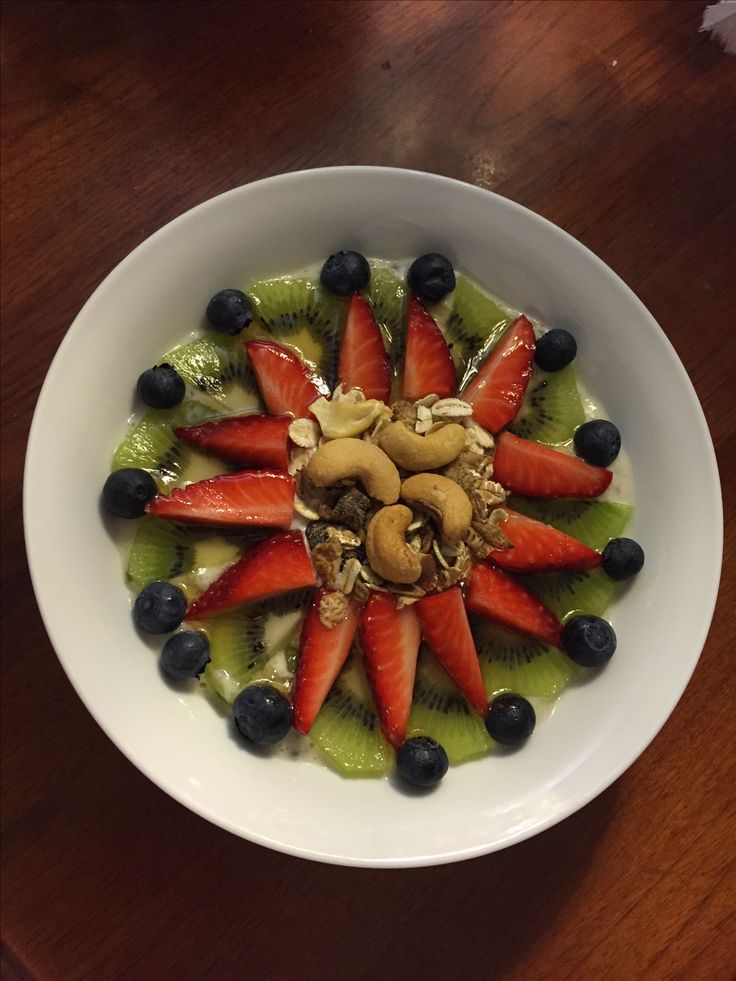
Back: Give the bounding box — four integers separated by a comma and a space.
104, 254, 642, 788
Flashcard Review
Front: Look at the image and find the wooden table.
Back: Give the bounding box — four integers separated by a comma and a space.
2, 2, 734, 978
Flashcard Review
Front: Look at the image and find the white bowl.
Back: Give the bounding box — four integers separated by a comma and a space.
24, 167, 722, 867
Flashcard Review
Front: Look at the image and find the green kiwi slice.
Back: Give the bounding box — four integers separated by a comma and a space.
366, 264, 408, 369
126, 518, 195, 590
163, 333, 262, 411
525, 568, 616, 623
248, 278, 343, 389
507, 498, 633, 551
407, 648, 492, 764
111, 400, 212, 483
126, 521, 267, 592
309, 653, 392, 777
508, 365, 585, 444
472, 619, 579, 698
203, 589, 313, 704
445, 274, 509, 369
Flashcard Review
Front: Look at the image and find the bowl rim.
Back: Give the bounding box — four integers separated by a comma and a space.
23, 166, 724, 867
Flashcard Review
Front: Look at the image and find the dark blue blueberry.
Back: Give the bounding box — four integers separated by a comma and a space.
535, 328, 577, 371
133, 581, 187, 634
160, 631, 211, 680
485, 694, 536, 745
396, 736, 449, 788
233, 684, 292, 746
102, 467, 157, 518
574, 419, 621, 466
407, 253, 456, 303
320, 251, 371, 297
563, 615, 617, 667
602, 538, 645, 580
206, 289, 253, 335
137, 363, 185, 409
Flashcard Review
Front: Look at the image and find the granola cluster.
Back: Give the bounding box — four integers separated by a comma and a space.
288, 385, 510, 626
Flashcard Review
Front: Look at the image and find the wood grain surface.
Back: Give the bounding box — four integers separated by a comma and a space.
2, 2, 735, 979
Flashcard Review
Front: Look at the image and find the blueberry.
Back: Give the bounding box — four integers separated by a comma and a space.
133, 581, 187, 634
574, 419, 621, 466
535, 328, 577, 371
396, 736, 449, 788
102, 467, 157, 518
160, 631, 210, 680
206, 289, 253, 335
485, 694, 536, 745
602, 538, 645, 580
407, 253, 456, 303
137, 363, 186, 409
233, 684, 292, 746
320, 251, 371, 297
563, 615, 617, 667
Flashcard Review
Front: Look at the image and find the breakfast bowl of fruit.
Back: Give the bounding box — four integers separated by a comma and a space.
24, 167, 722, 867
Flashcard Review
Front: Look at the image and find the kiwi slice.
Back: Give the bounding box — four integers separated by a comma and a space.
126, 521, 265, 592
126, 517, 194, 590
163, 333, 262, 411
507, 498, 633, 551
248, 278, 343, 389
366, 264, 408, 369
508, 365, 585, 444
525, 568, 616, 623
309, 652, 392, 777
446, 274, 509, 368
203, 589, 313, 704
406, 648, 492, 764
472, 619, 579, 698
111, 400, 212, 483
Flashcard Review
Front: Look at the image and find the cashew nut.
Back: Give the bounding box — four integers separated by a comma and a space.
400, 473, 472, 544
366, 505, 423, 584
378, 421, 466, 471
305, 438, 400, 504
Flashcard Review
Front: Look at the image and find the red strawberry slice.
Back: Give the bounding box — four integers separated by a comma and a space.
460, 315, 535, 432
146, 470, 294, 528
292, 589, 360, 734
246, 340, 329, 418
416, 587, 488, 717
465, 563, 562, 648
359, 592, 421, 748
402, 296, 456, 401
174, 414, 291, 470
338, 294, 392, 402
186, 530, 316, 620
493, 431, 613, 498
490, 508, 601, 573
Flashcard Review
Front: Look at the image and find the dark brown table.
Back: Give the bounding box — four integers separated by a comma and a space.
2, 2, 735, 978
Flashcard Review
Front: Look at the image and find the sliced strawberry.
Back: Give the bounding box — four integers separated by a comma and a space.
292, 589, 360, 735
465, 563, 562, 647
402, 296, 456, 401
246, 340, 329, 418
174, 414, 290, 470
338, 294, 392, 402
493, 431, 613, 498
416, 587, 488, 717
146, 470, 294, 528
490, 508, 601, 573
460, 315, 535, 432
359, 592, 421, 748
186, 530, 316, 620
